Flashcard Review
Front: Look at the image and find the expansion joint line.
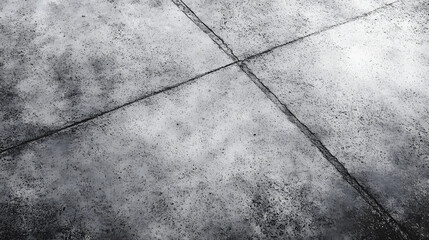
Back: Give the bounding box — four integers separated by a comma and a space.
171, 0, 411, 239
0, 62, 237, 154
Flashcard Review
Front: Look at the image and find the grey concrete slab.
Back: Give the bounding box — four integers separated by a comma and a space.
183, 0, 395, 59
0, 66, 401, 239
0, 0, 231, 151
246, 1, 429, 238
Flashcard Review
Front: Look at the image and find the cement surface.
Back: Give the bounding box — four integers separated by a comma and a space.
0, 0, 231, 151
184, 0, 395, 58
1, 66, 401, 239
1, 0, 428, 239
246, 1, 429, 238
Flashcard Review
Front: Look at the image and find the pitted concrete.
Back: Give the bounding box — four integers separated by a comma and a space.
1, 0, 428, 239
0, 66, 402, 239
0, 0, 231, 151
246, 0, 429, 238
183, 0, 396, 59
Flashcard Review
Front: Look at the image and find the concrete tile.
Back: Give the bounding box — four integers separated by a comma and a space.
0, 0, 231, 151
183, 0, 395, 59
246, 1, 429, 238
0, 66, 401, 239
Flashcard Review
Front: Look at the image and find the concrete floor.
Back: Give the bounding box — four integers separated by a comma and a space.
0, 0, 428, 239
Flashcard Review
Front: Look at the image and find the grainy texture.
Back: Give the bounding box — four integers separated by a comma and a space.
0, 66, 402, 239
247, 0, 429, 238
172, 1, 410, 237
183, 0, 396, 58
0, 0, 231, 151
1, 0, 427, 239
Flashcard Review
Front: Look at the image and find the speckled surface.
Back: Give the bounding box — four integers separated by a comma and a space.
246, 0, 429, 238
183, 0, 395, 58
0, 66, 402, 239
1, 0, 427, 239
0, 0, 231, 151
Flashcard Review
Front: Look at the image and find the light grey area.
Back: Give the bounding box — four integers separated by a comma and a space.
1, 66, 401, 239
183, 0, 395, 58
1, 0, 428, 239
0, 0, 231, 151
246, 0, 429, 238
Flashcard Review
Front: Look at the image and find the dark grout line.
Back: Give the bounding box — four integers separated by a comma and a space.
0, 61, 237, 155
171, 0, 239, 62
172, 0, 412, 239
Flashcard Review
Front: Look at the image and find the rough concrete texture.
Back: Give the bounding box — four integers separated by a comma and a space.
1, 0, 428, 239
247, 0, 429, 238
184, 0, 395, 59
0, 66, 403, 239
0, 0, 231, 151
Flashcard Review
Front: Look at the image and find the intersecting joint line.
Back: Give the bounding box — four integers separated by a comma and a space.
1, 0, 400, 156
0, 1, 415, 237
171, 0, 412, 239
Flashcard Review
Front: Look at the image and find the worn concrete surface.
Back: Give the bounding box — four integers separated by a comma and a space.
246, 0, 429, 238
0, 66, 402, 239
1, 0, 428, 239
184, 0, 395, 59
0, 0, 231, 151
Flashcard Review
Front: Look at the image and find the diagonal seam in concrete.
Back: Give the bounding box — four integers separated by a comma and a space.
0, 62, 237, 154
172, 0, 239, 61
171, 0, 412, 239
171, 0, 239, 62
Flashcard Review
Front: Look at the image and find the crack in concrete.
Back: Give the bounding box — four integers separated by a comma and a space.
172, 0, 239, 61
239, 63, 412, 240
0, 61, 237, 154
172, 0, 412, 239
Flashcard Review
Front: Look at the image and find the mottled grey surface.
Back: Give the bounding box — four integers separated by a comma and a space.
1, 66, 401, 239
1, 0, 428, 239
0, 0, 231, 151
247, 0, 429, 238
184, 0, 395, 58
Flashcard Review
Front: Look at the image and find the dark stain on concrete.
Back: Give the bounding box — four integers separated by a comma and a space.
0, 191, 135, 240
0, 195, 86, 239
0, 2, 121, 150
0, 144, 136, 240
1, 0, 230, 152
149, 0, 163, 8
51, 50, 83, 110
370, 134, 429, 239
0, 5, 44, 149
350, 90, 429, 239
248, 177, 402, 239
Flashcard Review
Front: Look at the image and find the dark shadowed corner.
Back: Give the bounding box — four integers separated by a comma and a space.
0, 140, 137, 240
